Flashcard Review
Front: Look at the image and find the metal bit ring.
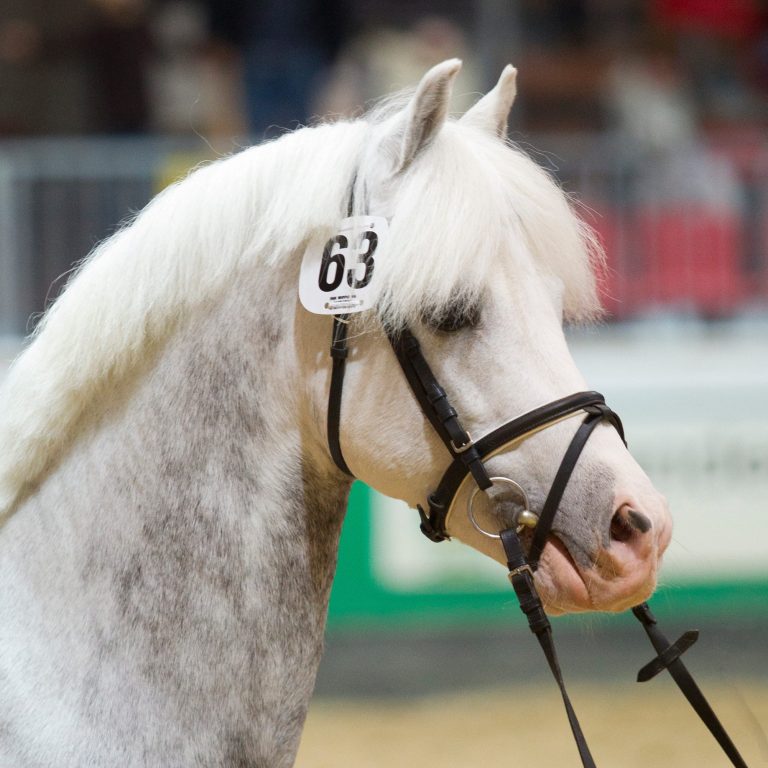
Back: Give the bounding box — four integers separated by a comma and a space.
467, 477, 538, 539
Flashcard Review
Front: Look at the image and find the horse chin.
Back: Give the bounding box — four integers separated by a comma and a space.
533, 535, 594, 616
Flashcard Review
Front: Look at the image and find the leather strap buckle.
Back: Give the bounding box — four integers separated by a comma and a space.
450, 433, 474, 453
507, 562, 533, 581
418, 502, 449, 543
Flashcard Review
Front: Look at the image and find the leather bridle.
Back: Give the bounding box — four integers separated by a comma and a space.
320, 189, 749, 767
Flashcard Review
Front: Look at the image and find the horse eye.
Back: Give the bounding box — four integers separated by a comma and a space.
425, 303, 481, 333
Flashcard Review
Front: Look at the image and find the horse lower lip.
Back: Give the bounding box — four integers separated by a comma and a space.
520, 530, 579, 579
532, 534, 593, 615
525, 529, 572, 565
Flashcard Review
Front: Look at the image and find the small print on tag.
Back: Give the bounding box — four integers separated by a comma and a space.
299, 216, 388, 315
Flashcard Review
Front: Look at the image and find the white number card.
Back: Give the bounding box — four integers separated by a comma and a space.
299, 216, 389, 315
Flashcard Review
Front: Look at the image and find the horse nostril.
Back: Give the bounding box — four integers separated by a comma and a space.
627, 508, 652, 534
610, 507, 652, 543
610, 513, 633, 543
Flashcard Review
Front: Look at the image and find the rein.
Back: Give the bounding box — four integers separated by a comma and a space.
324, 318, 749, 768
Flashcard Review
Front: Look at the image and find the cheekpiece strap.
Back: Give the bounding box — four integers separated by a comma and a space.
324, 171, 360, 477
327, 314, 353, 476
387, 328, 492, 492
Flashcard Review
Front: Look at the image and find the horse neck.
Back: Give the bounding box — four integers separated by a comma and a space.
1, 267, 352, 765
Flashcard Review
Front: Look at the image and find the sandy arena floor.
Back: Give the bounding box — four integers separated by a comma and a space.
297, 681, 768, 768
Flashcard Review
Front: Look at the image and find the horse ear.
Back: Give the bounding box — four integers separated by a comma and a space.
393, 58, 462, 173
460, 64, 517, 138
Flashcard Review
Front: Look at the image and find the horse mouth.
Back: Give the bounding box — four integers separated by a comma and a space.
532, 533, 594, 615
529, 530, 660, 615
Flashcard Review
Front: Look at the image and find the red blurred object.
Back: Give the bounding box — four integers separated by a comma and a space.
652, 0, 762, 40
586, 205, 638, 320
635, 206, 747, 316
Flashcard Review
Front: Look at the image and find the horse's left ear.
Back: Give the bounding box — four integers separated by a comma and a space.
460, 64, 517, 138
393, 58, 462, 173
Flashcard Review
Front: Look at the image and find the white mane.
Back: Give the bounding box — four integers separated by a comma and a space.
0, 106, 601, 517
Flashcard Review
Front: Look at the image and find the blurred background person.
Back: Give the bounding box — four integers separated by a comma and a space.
320, 15, 482, 118
200, 0, 350, 139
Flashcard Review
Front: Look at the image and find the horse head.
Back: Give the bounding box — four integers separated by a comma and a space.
310, 60, 672, 615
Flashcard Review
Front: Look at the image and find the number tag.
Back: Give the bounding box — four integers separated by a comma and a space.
299, 215, 388, 315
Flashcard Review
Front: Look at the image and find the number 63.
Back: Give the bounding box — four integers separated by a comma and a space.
317, 231, 378, 292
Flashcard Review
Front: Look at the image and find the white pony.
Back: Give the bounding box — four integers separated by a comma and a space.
0, 61, 671, 766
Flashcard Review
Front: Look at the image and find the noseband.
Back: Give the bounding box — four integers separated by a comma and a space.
324, 312, 749, 768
